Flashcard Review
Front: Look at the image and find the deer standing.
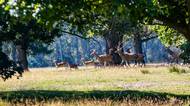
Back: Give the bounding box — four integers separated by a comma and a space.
165, 46, 182, 64
116, 43, 145, 67
91, 50, 113, 66
115, 48, 136, 66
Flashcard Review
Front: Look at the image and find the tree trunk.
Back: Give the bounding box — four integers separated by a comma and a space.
134, 34, 143, 54
10, 43, 17, 61
15, 34, 29, 71
0, 42, 2, 52
16, 45, 29, 71
185, 31, 190, 41
103, 32, 123, 65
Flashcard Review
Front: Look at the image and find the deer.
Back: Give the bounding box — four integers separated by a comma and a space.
54, 61, 68, 68
68, 63, 78, 69
91, 50, 113, 66
116, 42, 145, 67
83, 60, 95, 66
165, 46, 182, 65
135, 53, 145, 66
55, 61, 78, 70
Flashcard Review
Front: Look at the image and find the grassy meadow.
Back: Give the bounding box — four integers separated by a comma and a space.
0, 66, 190, 105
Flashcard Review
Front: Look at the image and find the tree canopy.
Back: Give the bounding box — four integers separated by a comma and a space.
122, 0, 190, 41
1, 0, 189, 41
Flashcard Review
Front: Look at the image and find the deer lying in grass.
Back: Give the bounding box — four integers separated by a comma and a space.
83, 60, 95, 66
68, 63, 78, 69
55, 61, 78, 69
116, 46, 145, 67
83, 60, 102, 68
91, 50, 113, 66
54, 61, 68, 68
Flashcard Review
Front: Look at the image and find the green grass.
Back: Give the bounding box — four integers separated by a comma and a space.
0, 66, 190, 105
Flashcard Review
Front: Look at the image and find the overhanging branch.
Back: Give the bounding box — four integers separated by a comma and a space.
141, 35, 158, 42
61, 30, 88, 40
60, 30, 102, 50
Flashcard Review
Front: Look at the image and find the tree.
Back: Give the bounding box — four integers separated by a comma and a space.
3, 0, 177, 67
0, 1, 85, 72
13, 20, 61, 70
0, 3, 61, 70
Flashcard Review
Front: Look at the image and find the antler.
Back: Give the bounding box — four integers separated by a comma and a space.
117, 41, 124, 50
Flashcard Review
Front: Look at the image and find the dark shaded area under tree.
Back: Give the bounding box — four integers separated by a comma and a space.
0, 90, 189, 105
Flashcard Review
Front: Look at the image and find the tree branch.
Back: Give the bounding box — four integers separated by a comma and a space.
60, 30, 102, 50
141, 35, 158, 42
61, 30, 88, 40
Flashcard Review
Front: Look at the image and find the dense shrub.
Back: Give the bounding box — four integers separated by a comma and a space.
169, 67, 186, 74
180, 42, 190, 64
0, 51, 24, 81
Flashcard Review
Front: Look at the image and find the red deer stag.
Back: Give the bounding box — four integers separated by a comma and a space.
91, 50, 113, 66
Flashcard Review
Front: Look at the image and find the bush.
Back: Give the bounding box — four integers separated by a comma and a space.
169, 66, 186, 74
180, 42, 190, 64
179, 69, 186, 73
0, 51, 24, 81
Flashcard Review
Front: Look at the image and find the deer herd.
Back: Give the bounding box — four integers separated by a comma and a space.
55, 42, 146, 69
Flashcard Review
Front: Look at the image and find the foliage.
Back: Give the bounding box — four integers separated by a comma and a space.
28, 41, 53, 55
123, 0, 190, 41
0, 1, 62, 44
1, 0, 190, 41
0, 51, 23, 81
180, 42, 190, 63
148, 25, 186, 47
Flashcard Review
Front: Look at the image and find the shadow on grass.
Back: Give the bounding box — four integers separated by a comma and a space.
0, 90, 190, 103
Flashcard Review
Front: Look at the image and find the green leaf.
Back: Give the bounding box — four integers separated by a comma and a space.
0, 0, 4, 4
5, 5, 11, 11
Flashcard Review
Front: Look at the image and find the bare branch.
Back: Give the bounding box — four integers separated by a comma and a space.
141, 35, 158, 42
60, 30, 102, 50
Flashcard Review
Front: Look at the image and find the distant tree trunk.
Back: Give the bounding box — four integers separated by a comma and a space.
103, 31, 122, 65
10, 43, 17, 61
55, 41, 60, 61
0, 42, 2, 52
185, 33, 190, 42
81, 39, 89, 59
59, 38, 63, 61
134, 34, 143, 54
133, 32, 157, 54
